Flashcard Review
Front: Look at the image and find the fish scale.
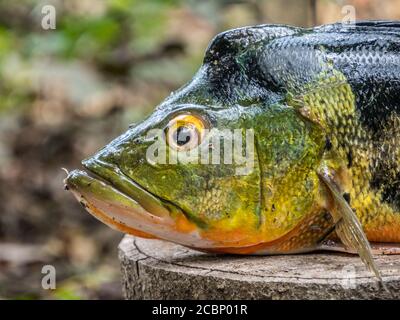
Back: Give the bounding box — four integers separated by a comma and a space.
257, 23, 400, 243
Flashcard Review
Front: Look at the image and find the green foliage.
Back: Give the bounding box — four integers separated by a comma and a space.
0, 0, 196, 114
17, 0, 184, 60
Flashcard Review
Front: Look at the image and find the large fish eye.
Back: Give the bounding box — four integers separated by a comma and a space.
166, 114, 206, 151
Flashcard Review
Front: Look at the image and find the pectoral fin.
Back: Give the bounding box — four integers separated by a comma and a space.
318, 170, 382, 281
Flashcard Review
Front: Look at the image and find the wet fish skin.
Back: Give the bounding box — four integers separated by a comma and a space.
64, 21, 400, 258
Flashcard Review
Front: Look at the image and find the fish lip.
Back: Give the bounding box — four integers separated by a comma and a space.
81, 158, 172, 218
64, 168, 178, 241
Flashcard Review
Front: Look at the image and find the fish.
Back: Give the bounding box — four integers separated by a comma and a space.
65, 21, 400, 278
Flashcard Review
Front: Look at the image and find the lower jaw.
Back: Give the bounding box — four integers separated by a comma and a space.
65, 169, 217, 248
75, 191, 157, 239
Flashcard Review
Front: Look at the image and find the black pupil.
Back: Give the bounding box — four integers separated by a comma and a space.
174, 126, 192, 146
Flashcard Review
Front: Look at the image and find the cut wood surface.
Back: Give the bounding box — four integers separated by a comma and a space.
119, 235, 400, 299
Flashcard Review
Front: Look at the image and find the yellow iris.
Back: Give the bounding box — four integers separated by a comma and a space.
166, 114, 206, 151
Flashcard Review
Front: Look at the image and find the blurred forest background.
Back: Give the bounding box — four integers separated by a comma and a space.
1, 0, 400, 300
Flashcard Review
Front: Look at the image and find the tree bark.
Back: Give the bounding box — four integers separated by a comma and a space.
119, 235, 400, 299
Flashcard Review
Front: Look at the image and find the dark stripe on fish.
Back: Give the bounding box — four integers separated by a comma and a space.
202, 21, 400, 210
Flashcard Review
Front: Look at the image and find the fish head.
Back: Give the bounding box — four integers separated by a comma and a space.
65, 99, 266, 249
65, 25, 328, 251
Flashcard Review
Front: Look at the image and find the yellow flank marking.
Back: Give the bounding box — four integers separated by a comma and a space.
296, 69, 400, 242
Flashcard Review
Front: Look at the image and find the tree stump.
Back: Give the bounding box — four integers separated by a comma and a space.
118, 235, 400, 299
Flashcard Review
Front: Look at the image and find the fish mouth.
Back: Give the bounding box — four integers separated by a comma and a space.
64, 158, 215, 248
